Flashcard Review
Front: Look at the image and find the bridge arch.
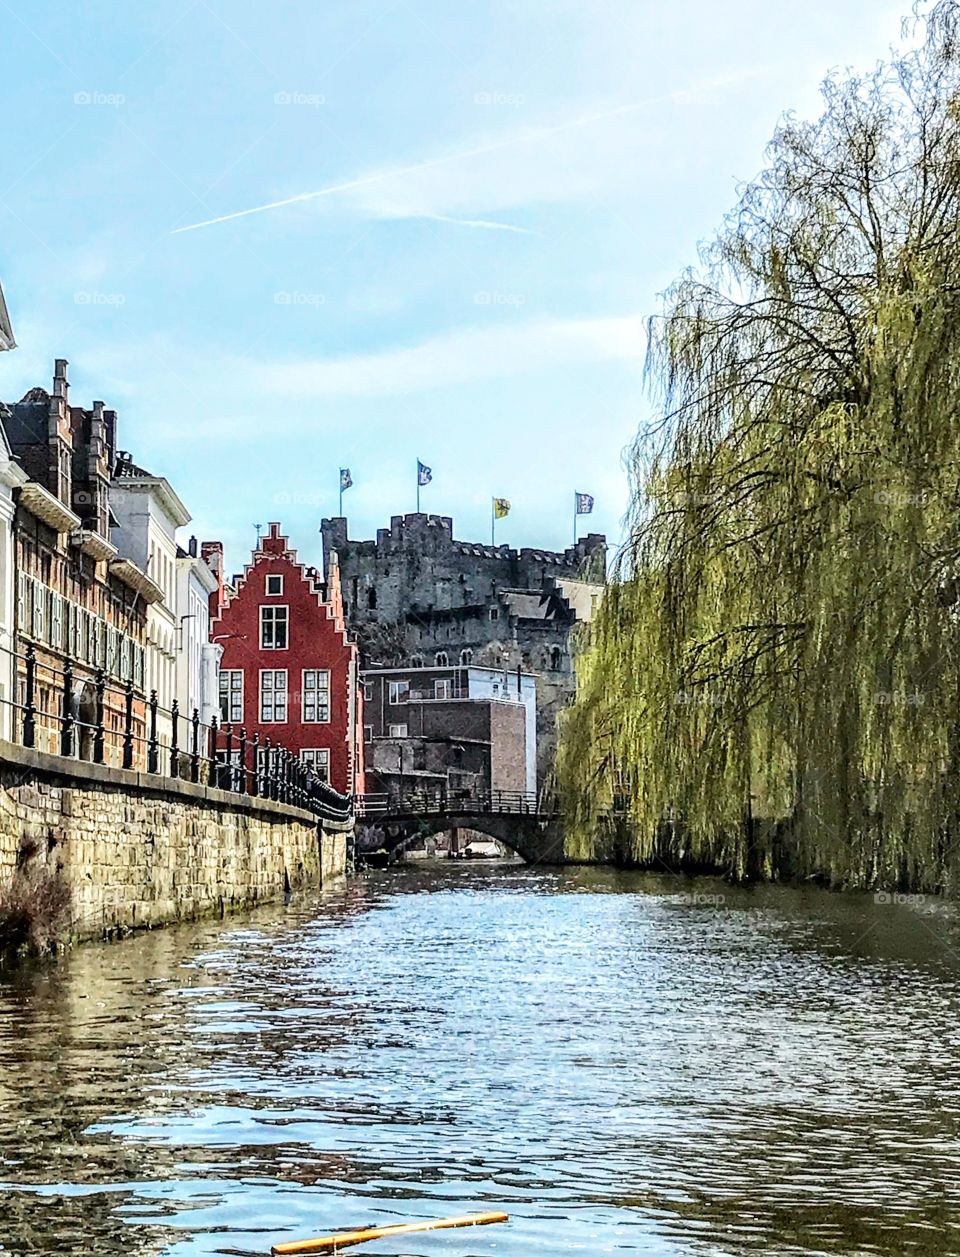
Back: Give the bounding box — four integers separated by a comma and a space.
362, 812, 565, 865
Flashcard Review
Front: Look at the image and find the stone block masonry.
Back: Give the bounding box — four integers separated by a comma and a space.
0, 741, 349, 945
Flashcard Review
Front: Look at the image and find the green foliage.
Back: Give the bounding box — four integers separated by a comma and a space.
559, 2, 960, 890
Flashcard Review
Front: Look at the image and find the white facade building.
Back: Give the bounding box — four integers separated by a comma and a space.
464, 665, 537, 794
110, 455, 193, 748
0, 280, 14, 353
0, 281, 22, 736
0, 426, 27, 738
175, 537, 221, 727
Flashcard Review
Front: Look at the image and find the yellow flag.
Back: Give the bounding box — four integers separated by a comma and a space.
493, 498, 511, 519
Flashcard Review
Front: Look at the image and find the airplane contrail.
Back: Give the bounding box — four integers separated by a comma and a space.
411, 213, 532, 234
171, 86, 725, 235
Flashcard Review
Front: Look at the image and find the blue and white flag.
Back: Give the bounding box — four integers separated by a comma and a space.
417, 460, 433, 486
576, 491, 594, 515
340, 468, 353, 491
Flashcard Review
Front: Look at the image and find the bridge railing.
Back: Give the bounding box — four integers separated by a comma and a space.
354, 787, 547, 817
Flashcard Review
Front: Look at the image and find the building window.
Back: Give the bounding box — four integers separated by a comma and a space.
489, 607, 499, 621
364, 724, 373, 742
550, 646, 563, 671
367, 587, 377, 610
302, 669, 331, 722
265, 574, 283, 596
460, 649, 473, 666
413, 746, 426, 771
50, 593, 63, 651
33, 585, 45, 641
388, 680, 409, 705
300, 747, 330, 782
388, 723, 408, 738
410, 655, 424, 668
260, 669, 288, 722
435, 651, 448, 666
363, 680, 373, 701
220, 669, 243, 723
260, 605, 289, 649
435, 679, 451, 700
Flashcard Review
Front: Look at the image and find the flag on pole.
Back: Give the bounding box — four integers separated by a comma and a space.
340, 468, 353, 492
493, 498, 511, 519
576, 492, 595, 515
417, 460, 433, 486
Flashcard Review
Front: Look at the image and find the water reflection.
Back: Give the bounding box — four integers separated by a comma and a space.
1, 866, 960, 1256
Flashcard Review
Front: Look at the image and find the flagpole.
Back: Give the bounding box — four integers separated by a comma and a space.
491, 498, 495, 547
339, 474, 343, 518
416, 461, 420, 513
573, 492, 578, 548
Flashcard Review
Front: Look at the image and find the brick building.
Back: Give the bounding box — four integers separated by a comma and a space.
321, 512, 605, 788
210, 523, 364, 794
0, 360, 160, 760
363, 663, 534, 804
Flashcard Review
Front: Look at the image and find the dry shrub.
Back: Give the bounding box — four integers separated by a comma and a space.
0, 866, 71, 958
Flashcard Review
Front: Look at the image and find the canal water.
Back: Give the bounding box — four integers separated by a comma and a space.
2, 864, 960, 1257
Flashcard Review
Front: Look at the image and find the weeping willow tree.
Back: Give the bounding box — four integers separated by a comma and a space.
559, 1, 960, 891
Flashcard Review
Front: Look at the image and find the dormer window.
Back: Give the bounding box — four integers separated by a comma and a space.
266, 574, 283, 596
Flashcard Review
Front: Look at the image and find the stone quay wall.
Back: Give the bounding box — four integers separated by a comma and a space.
0, 741, 350, 944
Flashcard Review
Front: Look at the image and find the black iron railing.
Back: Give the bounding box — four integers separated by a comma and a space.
356, 787, 547, 818
2, 641, 354, 824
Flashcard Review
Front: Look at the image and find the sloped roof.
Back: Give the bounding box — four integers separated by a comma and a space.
114, 452, 156, 478
501, 591, 553, 620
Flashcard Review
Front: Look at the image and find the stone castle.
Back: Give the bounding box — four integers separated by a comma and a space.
321, 513, 606, 786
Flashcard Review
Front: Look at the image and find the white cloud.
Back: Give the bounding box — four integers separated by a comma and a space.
242, 313, 645, 399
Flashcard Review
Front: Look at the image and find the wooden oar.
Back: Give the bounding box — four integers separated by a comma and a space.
271, 1211, 509, 1255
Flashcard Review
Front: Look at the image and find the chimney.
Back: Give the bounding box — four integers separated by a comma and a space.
188, 535, 198, 558
90, 400, 105, 459
47, 358, 72, 503
201, 541, 223, 574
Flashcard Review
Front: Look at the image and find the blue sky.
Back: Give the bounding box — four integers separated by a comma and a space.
0, 0, 906, 576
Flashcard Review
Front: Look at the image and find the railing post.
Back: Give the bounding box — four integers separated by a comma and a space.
60, 658, 74, 757
270, 745, 279, 801
250, 732, 260, 797
238, 727, 247, 794
224, 723, 234, 791
122, 679, 134, 769
280, 749, 289, 804
147, 689, 159, 773
170, 699, 180, 777
191, 708, 200, 783
208, 714, 219, 787
93, 667, 105, 764
22, 642, 36, 749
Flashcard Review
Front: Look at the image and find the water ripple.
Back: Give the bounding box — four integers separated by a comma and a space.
1, 865, 959, 1255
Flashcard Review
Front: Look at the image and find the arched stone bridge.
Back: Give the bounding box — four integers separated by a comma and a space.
355, 790, 568, 865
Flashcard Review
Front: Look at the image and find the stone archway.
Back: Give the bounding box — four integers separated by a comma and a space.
370, 813, 567, 865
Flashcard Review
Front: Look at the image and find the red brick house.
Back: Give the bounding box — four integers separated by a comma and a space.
210, 523, 364, 794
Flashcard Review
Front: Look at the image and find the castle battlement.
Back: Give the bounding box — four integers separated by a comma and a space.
322, 513, 605, 571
